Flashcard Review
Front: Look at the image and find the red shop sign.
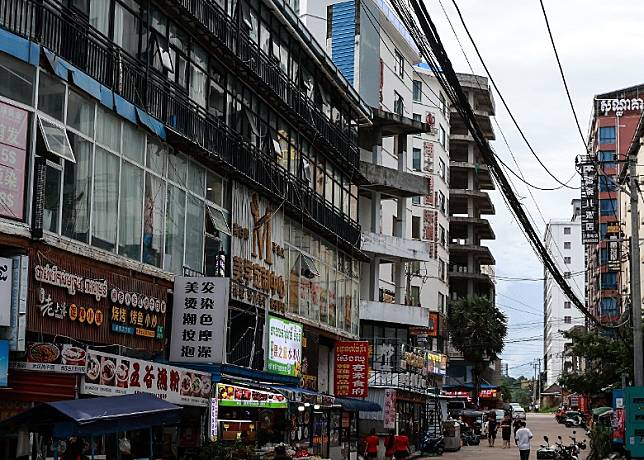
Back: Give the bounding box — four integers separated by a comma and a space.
334, 341, 369, 398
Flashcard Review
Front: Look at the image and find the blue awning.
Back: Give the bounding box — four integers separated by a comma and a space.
0, 394, 182, 438
335, 397, 382, 412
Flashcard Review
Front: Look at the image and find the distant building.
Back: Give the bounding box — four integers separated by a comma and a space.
543, 200, 586, 387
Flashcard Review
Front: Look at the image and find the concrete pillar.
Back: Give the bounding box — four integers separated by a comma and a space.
372, 128, 383, 164
394, 263, 406, 305
369, 127, 384, 302
394, 133, 408, 305
369, 257, 381, 302
371, 191, 381, 233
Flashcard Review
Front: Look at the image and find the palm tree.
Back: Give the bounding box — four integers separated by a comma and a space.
448, 296, 508, 406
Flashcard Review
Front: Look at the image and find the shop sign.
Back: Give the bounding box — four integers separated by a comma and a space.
0, 101, 28, 220
401, 350, 425, 371
216, 383, 287, 409
267, 315, 302, 377
480, 389, 498, 398
301, 330, 319, 391
598, 98, 644, 116
334, 341, 369, 398
231, 183, 286, 314
0, 340, 7, 386
607, 226, 621, 271
578, 156, 598, 244
110, 288, 165, 339
210, 397, 218, 439
426, 352, 447, 376
169, 277, 229, 363
428, 312, 439, 337
34, 264, 108, 300
10, 342, 86, 374
37, 288, 104, 327
81, 349, 211, 407
0, 257, 12, 326
383, 389, 397, 429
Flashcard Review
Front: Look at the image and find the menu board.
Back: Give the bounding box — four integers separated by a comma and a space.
81, 349, 211, 407
216, 383, 287, 409
10, 342, 86, 373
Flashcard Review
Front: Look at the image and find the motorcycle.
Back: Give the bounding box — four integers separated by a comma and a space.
537, 436, 558, 460
564, 414, 587, 429
458, 422, 480, 446
419, 432, 445, 456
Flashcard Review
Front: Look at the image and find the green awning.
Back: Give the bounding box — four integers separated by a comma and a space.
592, 406, 612, 416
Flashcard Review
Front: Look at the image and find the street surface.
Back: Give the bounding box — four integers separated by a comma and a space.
419, 413, 588, 460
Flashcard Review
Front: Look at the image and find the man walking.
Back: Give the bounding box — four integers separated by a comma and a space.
514, 421, 533, 460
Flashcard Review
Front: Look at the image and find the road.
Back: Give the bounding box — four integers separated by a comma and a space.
419, 413, 588, 460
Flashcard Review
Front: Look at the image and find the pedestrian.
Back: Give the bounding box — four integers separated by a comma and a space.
514, 421, 533, 460
501, 413, 512, 448
512, 416, 522, 443
394, 429, 411, 459
385, 429, 396, 460
274, 445, 291, 460
364, 428, 380, 459
487, 411, 498, 447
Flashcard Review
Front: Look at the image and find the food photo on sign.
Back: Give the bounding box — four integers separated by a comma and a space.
11, 342, 87, 373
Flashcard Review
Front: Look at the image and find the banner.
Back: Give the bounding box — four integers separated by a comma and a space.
10, 342, 86, 373
169, 277, 229, 363
266, 315, 302, 377
0, 101, 28, 220
216, 383, 287, 408
579, 155, 598, 244
81, 349, 211, 407
383, 389, 397, 429
0, 340, 7, 386
334, 341, 369, 397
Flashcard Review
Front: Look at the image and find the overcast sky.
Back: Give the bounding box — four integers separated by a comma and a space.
425, 0, 644, 378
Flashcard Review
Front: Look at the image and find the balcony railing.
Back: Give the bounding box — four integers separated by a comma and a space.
0, 0, 361, 249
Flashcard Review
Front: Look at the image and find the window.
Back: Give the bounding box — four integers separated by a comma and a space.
564, 301, 571, 309
601, 272, 618, 289
439, 125, 446, 149
44, 162, 62, 233
394, 50, 404, 78
0, 52, 35, 105
439, 92, 446, 115
438, 158, 446, 180
92, 147, 120, 252
409, 286, 420, 306
413, 80, 422, 102
118, 161, 144, 259
564, 316, 572, 324
599, 175, 617, 192
600, 297, 618, 315
564, 256, 571, 264
600, 223, 609, 238
62, 134, 92, 243
439, 259, 446, 280
600, 248, 608, 264
165, 184, 186, 273
598, 151, 616, 168
412, 148, 422, 171
563, 241, 571, 249
394, 91, 404, 116
563, 227, 571, 235
438, 190, 446, 214
410, 261, 421, 275
38, 73, 65, 121
413, 113, 422, 122
412, 216, 421, 239
564, 272, 571, 279
438, 292, 445, 314
38, 117, 75, 163
67, 91, 95, 138
143, 173, 165, 267
600, 199, 618, 216
439, 224, 446, 247
599, 126, 616, 144
412, 195, 420, 205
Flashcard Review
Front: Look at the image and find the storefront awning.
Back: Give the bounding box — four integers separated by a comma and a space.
0, 393, 182, 438
335, 397, 381, 412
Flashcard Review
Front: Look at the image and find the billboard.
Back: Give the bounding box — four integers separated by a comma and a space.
266, 315, 302, 377
334, 341, 369, 398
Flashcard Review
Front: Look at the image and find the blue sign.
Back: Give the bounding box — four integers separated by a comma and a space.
0, 340, 8, 387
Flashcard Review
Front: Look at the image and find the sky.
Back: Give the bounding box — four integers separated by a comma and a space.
424, 0, 644, 378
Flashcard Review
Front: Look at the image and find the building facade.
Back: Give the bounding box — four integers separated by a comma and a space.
543, 201, 585, 387
0, 0, 370, 457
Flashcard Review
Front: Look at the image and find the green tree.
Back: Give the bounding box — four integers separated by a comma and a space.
449, 296, 508, 406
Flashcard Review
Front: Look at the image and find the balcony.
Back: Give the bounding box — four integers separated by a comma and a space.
449, 161, 494, 190
449, 189, 495, 215
449, 242, 495, 265
360, 300, 434, 327
449, 216, 495, 240
0, 0, 362, 253
359, 161, 430, 198
361, 231, 432, 262
448, 266, 495, 285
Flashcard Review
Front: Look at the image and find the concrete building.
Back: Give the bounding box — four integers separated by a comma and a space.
445, 73, 498, 385
543, 201, 586, 387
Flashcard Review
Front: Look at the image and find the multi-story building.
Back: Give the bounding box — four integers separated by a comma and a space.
543, 200, 585, 387
585, 85, 644, 323
446, 73, 498, 387
300, 0, 450, 442
0, 0, 370, 457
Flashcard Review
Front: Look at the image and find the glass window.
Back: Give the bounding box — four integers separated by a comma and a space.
165, 184, 186, 273
412, 80, 422, 102
150, 7, 167, 34
89, 0, 110, 37
563, 241, 571, 249
167, 151, 187, 186
67, 90, 95, 137
601, 272, 617, 289
62, 134, 92, 243
563, 227, 571, 235
0, 52, 35, 105
439, 125, 446, 149
597, 151, 616, 168
96, 108, 121, 150
208, 70, 226, 118
413, 113, 421, 122
439, 158, 446, 179
190, 63, 207, 108
113, 2, 140, 56
143, 173, 165, 267
206, 171, 223, 206
119, 161, 144, 260
394, 92, 404, 116
599, 126, 616, 144
412, 148, 421, 171
92, 147, 119, 251
38, 73, 65, 121
147, 138, 167, 176
600, 199, 617, 215
564, 316, 572, 324
439, 92, 446, 115
188, 161, 205, 196
564, 301, 571, 309
412, 195, 420, 205
564, 256, 571, 264
185, 195, 204, 271
412, 216, 421, 239
122, 123, 145, 164
44, 163, 61, 233
39, 117, 76, 163
394, 49, 404, 78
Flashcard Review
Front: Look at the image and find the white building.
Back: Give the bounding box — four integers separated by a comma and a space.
543, 200, 586, 387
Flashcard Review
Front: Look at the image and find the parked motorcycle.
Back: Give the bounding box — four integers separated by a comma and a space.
458, 423, 480, 446
537, 436, 558, 459
564, 414, 588, 429
419, 432, 445, 456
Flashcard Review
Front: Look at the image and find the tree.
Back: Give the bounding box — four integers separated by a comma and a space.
449, 296, 508, 406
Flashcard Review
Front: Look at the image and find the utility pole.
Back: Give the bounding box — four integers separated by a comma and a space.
537, 358, 542, 406
629, 152, 644, 386
533, 362, 538, 405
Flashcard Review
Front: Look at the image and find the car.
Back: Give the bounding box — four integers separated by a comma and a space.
513, 408, 526, 420
494, 409, 505, 422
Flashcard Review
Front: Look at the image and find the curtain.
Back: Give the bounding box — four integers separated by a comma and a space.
92, 148, 119, 251
164, 184, 185, 274
143, 173, 165, 267
189, 65, 207, 108
118, 161, 143, 260
62, 134, 92, 242
184, 194, 204, 272
96, 108, 121, 150
89, 0, 110, 37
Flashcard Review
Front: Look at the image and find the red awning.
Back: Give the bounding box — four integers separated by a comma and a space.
0, 370, 77, 402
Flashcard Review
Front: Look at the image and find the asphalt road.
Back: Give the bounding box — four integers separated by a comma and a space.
418, 413, 588, 460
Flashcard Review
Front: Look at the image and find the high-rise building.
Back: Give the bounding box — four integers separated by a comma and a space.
543, 201, 585, 387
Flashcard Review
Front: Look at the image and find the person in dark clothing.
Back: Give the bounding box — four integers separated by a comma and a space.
487, 412, 498, 447
274, 445, 291, 460
501, 414, 512, 448
512, 418, 522, 445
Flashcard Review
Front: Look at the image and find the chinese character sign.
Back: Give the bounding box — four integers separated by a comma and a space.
170, 277, 229, 363
334, 341, 369, 398
383, 389, 397, 429
0, 102, 27, 220
266, 315, 302, 377
81, 349, 211, 406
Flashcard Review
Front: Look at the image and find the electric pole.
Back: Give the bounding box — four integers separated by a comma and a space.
537, 358, 541, 406
629, 152, 644, 386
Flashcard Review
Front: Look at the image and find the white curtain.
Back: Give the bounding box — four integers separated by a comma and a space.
92, 148, 119, 251
89, 0, 110, 37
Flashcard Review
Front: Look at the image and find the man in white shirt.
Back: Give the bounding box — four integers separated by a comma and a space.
514, 421, 533, 460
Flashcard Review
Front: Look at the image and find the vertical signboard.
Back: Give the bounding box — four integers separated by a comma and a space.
210, 398, 219, 440
579, 156, 598, 244
607, 224, 621, 271
334, 341, 369, 398
0, 257, 12, 327
0, 340, 7, 386
266, 315, 302, 377
0, 101, 28, 220
170, 277, 229, 363
383, 389, 397, 429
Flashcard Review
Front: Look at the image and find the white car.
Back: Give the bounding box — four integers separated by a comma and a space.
513, 408, 526, 420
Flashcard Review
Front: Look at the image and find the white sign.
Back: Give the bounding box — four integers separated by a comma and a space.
383, 389, 397, 429
210, 397, 218, 439
266, 315, 303, 377
0, 257, 12, 326
81, 349, 211, 407
11, 361, 84, 374
170, 277, 229, 363
599, 98, 644, 116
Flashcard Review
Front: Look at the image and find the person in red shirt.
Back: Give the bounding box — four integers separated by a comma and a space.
385, 429, 396, 459
394, 430, 411, 459
364, 428, 380, 458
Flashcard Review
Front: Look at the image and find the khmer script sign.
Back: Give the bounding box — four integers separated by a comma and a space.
598, 98, 644, 116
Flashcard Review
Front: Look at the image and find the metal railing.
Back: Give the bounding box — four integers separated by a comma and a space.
0, 0, 361, 248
